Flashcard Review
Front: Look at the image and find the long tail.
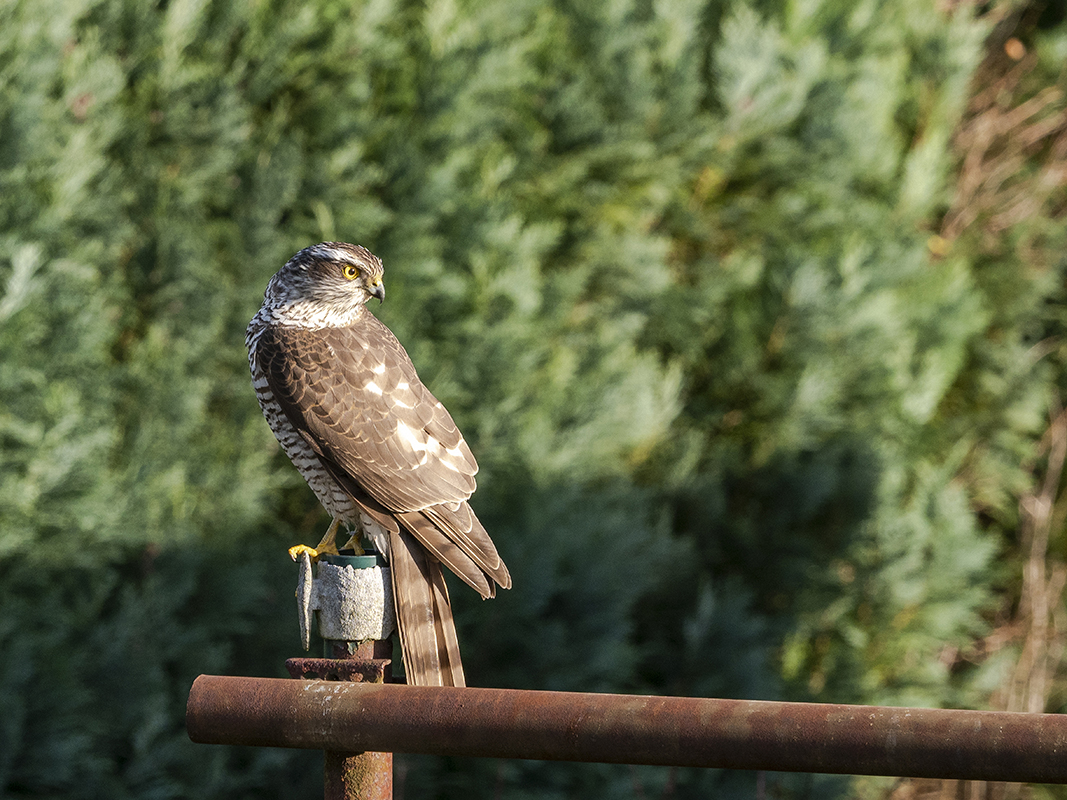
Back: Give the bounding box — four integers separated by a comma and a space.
389, 528, 465, 687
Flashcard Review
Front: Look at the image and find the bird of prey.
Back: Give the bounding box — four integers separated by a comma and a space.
246, 242, 510, 687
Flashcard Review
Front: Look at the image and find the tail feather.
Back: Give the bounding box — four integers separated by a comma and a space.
389, 528, 465, 687
428, 558, 464, 685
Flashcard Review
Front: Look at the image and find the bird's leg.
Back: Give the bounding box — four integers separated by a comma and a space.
288, 518, 341, 561
315, 518, 342, 554
339, 528, 366, 556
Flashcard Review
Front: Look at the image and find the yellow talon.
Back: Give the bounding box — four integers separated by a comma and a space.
289, 544, 320, 561
290, 518, 352, 561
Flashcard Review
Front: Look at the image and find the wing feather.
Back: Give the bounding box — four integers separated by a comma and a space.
396, 510, 492, 598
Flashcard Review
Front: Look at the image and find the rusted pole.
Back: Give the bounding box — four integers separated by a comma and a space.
286, 640, 393, 800
324, 751, 391, 800
188, 677, 1067, 783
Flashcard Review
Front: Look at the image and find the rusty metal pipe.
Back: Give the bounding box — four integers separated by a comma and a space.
325, 751, 391, 800
187, 676, 1067, 782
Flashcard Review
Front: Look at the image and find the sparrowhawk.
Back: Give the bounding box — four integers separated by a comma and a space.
246, 242, 510, 686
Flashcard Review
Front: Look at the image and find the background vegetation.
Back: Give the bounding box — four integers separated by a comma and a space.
2, 0, 1066, 797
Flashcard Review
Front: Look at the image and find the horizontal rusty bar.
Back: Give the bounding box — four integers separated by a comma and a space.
187, 676, 1067, 782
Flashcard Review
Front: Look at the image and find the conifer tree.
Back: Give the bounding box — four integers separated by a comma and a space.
2, 1, 1066, 798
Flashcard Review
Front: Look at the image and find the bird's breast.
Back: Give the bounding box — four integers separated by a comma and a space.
249, 352, 361, 524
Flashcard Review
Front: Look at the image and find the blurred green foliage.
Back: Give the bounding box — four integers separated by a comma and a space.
2, 0, 1066, 797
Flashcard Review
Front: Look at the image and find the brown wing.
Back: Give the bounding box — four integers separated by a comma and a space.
256, 317, 510, 595
259, 319, 475, 509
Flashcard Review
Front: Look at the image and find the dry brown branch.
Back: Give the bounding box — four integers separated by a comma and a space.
1004, 406, 1067, 715
939, 44, 1067, 243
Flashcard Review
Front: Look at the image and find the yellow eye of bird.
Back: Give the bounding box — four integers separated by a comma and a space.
342, 264, 359, 280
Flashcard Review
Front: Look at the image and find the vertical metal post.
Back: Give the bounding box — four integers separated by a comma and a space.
289, 639, 394, 800
324, 751, 392, 800
287, 551, 395, 800
328, 639, 392, 800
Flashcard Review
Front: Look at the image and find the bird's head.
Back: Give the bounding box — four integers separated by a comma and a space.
264, 242, 386, 320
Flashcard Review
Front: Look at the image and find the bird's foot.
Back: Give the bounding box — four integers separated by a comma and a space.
289, 517, 339, 560
289, 544, 323, 561
288, 519, 353, 561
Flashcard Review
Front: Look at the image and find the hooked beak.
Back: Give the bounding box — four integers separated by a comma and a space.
369, 280, 385, 304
